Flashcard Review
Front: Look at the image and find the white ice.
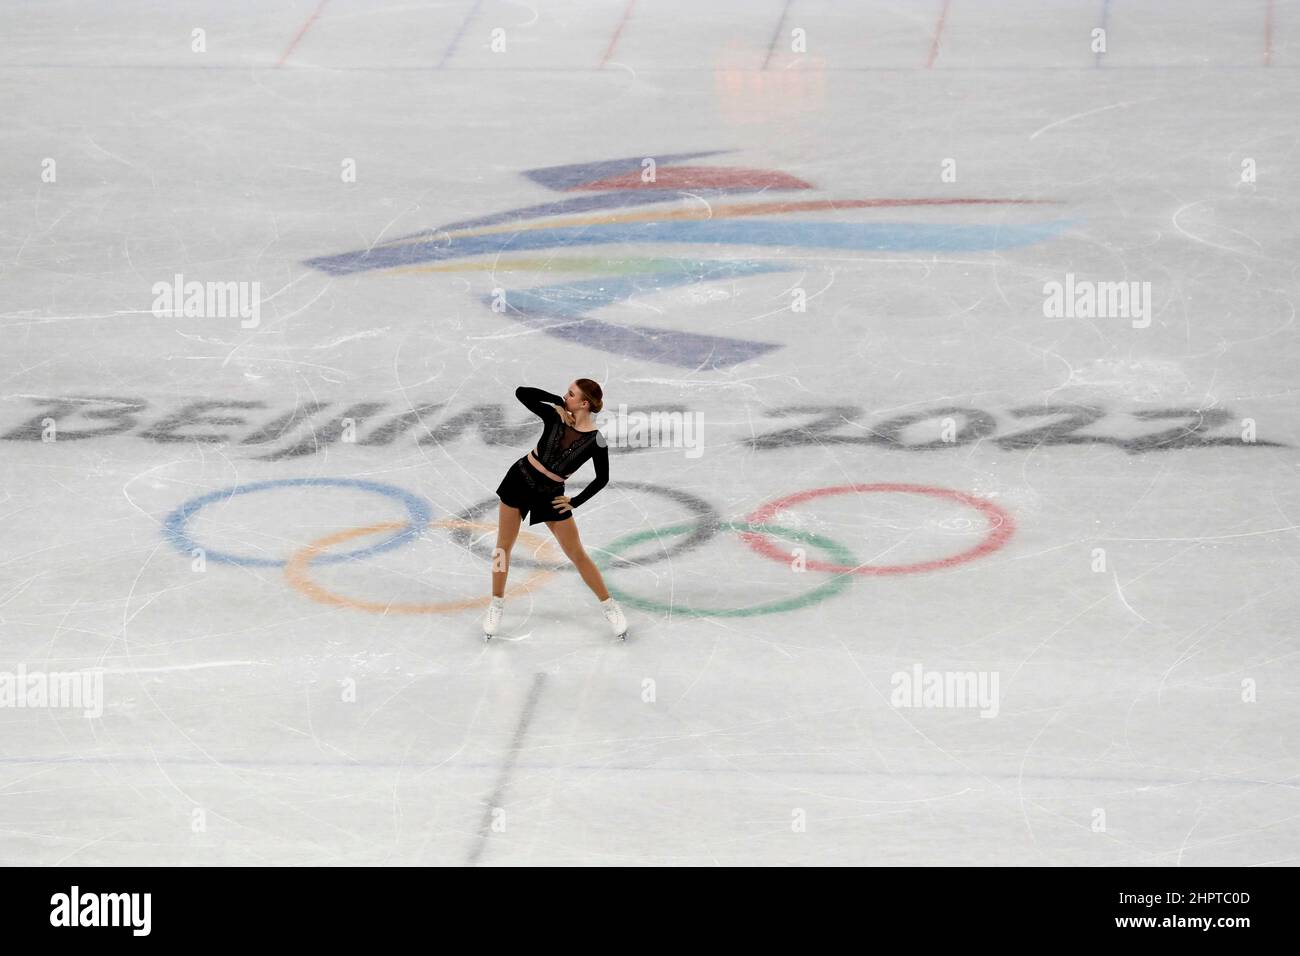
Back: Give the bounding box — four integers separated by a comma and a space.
1, 0, 1298, 865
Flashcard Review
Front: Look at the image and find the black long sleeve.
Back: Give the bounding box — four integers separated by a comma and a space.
567, 442, 609, 510
515, 386, 565, 420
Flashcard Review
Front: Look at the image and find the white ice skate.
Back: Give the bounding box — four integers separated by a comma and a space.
601, 597, 628, 641
482, 596, 504, 641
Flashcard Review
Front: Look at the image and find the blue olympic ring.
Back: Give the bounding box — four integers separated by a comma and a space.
162, 477, 433, 568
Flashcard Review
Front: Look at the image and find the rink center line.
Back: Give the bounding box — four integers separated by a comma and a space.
466, 672, 547, 867
438, 0, 486, 70
761, 0, 795, 71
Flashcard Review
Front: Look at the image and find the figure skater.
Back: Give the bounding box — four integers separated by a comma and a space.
483, 379, 627, 641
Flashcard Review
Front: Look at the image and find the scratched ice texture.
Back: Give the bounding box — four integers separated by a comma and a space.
0, 0, 1297, 865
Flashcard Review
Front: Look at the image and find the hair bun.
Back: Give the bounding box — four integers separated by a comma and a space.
575, 378, 604, 414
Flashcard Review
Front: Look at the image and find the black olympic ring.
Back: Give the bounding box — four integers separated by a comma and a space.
449, 480, 721, 571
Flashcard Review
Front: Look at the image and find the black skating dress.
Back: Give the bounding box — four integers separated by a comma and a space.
495, 386, 610, 525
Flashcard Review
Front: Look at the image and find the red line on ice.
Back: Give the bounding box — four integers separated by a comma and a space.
926, 0, 951, 69
599, 0, 638, 68
277, 0, 330, 67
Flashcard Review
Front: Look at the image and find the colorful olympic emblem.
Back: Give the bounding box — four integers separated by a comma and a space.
304, 152, 1069, 370
162, 478, 1015, 618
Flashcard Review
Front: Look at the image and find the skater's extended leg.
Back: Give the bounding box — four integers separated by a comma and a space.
492, 501, 523, 598
546, 518, 609, 600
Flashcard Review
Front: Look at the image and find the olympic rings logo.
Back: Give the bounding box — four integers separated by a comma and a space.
162, 477, 1016, 618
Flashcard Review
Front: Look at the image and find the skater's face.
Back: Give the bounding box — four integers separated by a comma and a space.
564, 382, 588, 414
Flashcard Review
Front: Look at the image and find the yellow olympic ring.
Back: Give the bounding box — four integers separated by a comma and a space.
284, 518, 559, 614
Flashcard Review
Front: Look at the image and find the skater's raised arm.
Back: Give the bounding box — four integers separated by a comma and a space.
515, 386, 566, 420
567, 442, 609, 510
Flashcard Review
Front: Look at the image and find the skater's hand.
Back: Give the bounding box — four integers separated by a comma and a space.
553, 404, 575, 427
552, 495, 573, 514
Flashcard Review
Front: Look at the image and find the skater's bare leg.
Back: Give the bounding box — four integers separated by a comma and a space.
546, 518, 609, 601
492, 502, 523, 598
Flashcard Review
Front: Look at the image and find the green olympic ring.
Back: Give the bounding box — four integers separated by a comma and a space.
595, 521, 856, 617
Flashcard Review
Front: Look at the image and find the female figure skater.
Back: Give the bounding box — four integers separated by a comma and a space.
483, 379, 627, 641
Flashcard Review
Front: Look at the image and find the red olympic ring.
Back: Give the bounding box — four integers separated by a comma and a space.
740, 483, 1015, 575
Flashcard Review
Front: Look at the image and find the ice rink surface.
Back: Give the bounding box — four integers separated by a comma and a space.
1, 1, 1298, 865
